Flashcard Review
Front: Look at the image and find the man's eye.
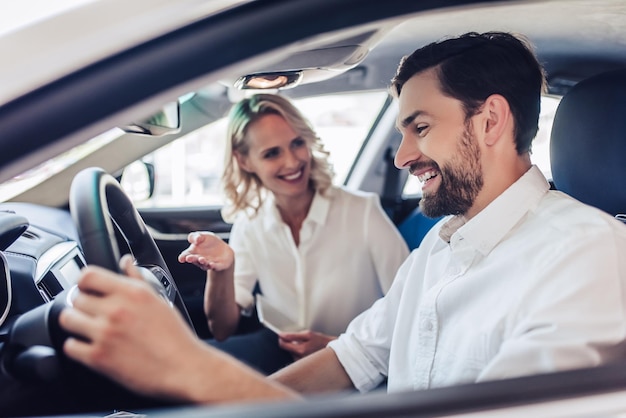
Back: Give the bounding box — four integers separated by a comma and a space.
415, 125, 428, 136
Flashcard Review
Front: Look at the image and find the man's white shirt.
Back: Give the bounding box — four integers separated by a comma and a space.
329, 166, 626, 392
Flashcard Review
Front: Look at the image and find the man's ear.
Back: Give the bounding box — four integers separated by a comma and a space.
482, 94, 512, 146
234, 151, 252, 173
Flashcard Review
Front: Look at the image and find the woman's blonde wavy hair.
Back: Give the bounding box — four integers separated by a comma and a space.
221, 94, 334, 222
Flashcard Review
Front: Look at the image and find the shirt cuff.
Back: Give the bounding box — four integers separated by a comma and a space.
234, 284, 255, 312
328, 334, 385, 393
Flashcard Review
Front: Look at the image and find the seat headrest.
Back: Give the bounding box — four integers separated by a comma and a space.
550, 69, 626, 216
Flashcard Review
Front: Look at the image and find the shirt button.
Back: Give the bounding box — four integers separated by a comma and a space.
421, 319, 434, 331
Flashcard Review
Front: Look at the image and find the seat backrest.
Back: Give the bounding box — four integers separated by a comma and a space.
398, 208, 442, 250
550, 69, 626, 218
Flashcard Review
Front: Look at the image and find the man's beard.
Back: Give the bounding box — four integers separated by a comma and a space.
420, 126, 484, 218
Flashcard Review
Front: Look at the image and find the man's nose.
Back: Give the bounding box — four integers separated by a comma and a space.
394, 134, 421, 169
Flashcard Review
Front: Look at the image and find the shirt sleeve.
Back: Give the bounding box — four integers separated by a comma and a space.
477, 225, 626, 381
328, 301, 389, 393
363, 194, 410, 294
329, 255, 414, 392
228, 216, 259, 310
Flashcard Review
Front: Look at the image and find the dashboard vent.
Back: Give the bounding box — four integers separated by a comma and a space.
37, 271, 63, 300
21, 230, 38, 240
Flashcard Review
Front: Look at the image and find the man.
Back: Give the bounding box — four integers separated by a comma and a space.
59, 31, 626, 403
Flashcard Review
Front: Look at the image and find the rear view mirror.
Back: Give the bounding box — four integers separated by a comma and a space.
122, 101, 181, 136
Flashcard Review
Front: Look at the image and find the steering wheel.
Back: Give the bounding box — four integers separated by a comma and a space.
0, 167, 195, 411
68, 166, 194, 329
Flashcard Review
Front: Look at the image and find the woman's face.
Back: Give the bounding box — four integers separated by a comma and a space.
236, 113, 312, 201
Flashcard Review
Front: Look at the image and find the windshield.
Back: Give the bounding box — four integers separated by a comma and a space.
0, 0, 98, 36
0, 129, 121, 202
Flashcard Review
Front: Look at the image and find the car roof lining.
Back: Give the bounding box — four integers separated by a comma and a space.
217, 0, 626, 103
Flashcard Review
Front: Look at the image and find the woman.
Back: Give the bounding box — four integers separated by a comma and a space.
178, 93, 409, 374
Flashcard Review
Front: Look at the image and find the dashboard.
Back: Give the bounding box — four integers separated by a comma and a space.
0, 197, 185, 411
35, 242, 84, 301
0, 203, 85, 341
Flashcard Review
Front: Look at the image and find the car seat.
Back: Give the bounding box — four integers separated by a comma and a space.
550, 68, 626, 222
397, 208, 442, 250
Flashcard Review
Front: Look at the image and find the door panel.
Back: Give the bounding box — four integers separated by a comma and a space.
139, 206, 231, 338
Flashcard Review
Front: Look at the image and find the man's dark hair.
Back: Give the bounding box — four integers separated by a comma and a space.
391, 32, 546, 154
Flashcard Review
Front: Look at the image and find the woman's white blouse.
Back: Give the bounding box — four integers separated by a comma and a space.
229, 186, 410, 336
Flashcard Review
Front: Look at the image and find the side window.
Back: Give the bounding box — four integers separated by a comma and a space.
131, 91, 388, 208
402, 95, 561, 197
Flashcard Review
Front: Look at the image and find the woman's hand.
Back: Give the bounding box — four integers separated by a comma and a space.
178, 231, 234, 272
278, 330, 337, 360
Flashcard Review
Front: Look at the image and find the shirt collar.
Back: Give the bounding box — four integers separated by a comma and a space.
443, 165, 550, 255
262, 188, 333, 231
439, 215, 467, 243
